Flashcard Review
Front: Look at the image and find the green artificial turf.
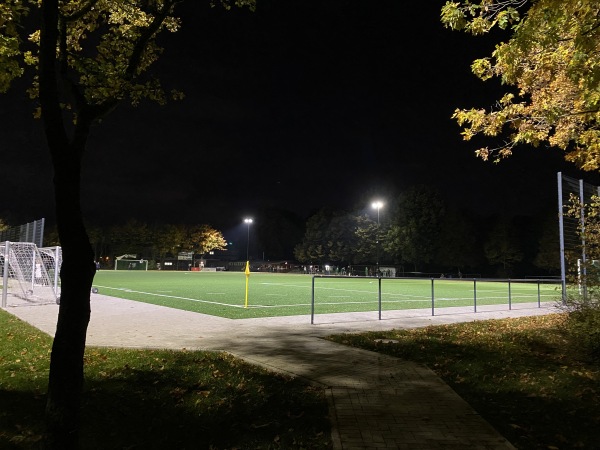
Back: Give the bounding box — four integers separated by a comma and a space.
91, 271, 562, 319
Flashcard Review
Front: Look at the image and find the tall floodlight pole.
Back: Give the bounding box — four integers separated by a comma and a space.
244, 218, 253, 308
244, 218, 253, 261
371, 201, 384, 276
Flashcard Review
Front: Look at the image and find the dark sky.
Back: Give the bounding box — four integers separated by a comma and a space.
1, 0, 597, 231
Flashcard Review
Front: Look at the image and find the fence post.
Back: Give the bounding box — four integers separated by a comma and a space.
473, 278, 477, 313
54, 246, 61, 298
378, 277, 382, 320
311, 276, 315, 324
2, 241, 9, 308
431, 278, 435, 316
537, 280, 541, 308
508, 279, 512, 310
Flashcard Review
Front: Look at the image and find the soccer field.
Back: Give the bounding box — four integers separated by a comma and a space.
92, 271, 563, 320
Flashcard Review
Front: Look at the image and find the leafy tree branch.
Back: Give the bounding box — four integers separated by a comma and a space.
442, 0, 600, 171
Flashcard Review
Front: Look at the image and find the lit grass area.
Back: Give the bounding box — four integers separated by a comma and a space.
92, 271, 562, 319
0, 309, 331, 449
328, 314, 600, 450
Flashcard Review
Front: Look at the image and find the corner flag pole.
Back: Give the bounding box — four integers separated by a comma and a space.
244, 260, 250, 308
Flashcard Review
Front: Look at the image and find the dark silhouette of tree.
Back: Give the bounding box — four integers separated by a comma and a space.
484, 217, 524, 277
436, 207, 481, 275
294, 208, 340, 265
151, 223, 187, 264
386, 185, 446, 271
534, 213, 561, 275
109, 219, 153, 257
2, 1, 255, 447
294, 207, 385, 267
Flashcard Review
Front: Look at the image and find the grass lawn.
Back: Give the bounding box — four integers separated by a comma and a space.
0, 309, 331, 450
89, 271, 561, 319
328, 313, 600, 450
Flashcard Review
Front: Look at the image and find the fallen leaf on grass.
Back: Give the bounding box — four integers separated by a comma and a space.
287, 410, 304, 419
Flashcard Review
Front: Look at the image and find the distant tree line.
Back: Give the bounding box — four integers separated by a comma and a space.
36, 184, 560, 277
44, 221, 227, 268
294, 185, 560, 278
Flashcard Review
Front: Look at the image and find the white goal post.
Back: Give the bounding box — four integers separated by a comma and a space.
1, 241, 62, 307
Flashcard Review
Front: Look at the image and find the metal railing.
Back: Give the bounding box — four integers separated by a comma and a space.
310, 275, 562, 324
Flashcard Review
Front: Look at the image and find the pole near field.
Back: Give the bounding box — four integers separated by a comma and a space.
311, 276, 315, 324
431, 278, 435, 316
244, 260, 250, 308
558, 172, 567, 304
579, 178, 588, 300
2, 241, 9, 307
378, 276, 382, 320
473, 278, 477, 313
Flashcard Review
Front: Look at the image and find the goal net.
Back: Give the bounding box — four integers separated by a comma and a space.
114, 259, 148, 271
1, 241, 62, 307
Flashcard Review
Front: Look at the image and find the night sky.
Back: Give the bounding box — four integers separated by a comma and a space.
1, 0, 597, 233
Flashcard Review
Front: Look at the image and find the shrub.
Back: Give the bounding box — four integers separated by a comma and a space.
561, 298, 600, 360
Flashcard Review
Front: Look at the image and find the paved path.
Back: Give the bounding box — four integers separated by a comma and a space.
5, 295, 560, 449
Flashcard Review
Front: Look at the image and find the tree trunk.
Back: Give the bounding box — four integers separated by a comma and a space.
43, 137, 95, 449
38, 1, 96, 446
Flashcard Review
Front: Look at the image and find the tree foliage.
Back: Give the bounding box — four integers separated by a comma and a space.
441, 0, 600, 170
483, 217, 523, 276
152, 223, 187, 261
386, 185, 446, 271
47, 221, 229, 264
185, 224, 227, 256
533, 213, 561, 274
293, 208, 340, 264
295, 187, 453, 272
0, 0, 28, 93
293, 208, 381, 266
436, 208, 481, 273
109, 219, 152, 255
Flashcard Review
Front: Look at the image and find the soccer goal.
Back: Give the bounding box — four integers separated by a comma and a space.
114, 255, 148, 271
1, 241, 62, 307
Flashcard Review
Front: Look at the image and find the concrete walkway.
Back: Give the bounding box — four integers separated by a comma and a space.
5, 295, 560, 449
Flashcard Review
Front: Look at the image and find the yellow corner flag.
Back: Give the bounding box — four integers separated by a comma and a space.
244, 260, 250, 308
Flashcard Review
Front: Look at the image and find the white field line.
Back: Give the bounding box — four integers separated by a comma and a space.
93, 285, 247, 308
